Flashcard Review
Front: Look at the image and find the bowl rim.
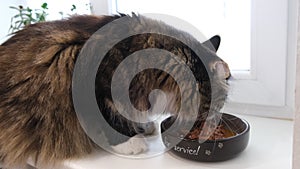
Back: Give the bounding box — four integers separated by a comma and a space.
161, 113, 250, 143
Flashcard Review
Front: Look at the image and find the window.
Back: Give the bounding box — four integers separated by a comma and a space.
114, 0, 251, 72
91, 0, 297, 119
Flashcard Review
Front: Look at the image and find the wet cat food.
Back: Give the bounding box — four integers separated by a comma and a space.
186, 124, 237, 140
161, 113, 250, 162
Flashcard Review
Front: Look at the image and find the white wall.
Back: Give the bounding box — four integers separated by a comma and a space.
0, 0, 27, 44
293, 2, 300, 168
293, 46, 300, 168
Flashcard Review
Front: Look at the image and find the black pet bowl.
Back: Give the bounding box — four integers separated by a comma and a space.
161, 113, 250, 162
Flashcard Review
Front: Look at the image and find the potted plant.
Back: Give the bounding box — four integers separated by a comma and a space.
9, 3, 49, 34
8, 2, 77, 34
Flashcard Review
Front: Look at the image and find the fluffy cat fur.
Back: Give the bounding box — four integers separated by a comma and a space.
0, 14, 230, 168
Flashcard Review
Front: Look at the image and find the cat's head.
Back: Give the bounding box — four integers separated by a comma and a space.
198, 35, 231, 120
203, 35, 231, 80
130, 35, 231, 134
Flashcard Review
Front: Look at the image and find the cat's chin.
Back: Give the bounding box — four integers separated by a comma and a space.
111, 134, 148, 155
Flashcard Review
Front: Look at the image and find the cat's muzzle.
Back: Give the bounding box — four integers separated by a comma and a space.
133, 122, 156, 135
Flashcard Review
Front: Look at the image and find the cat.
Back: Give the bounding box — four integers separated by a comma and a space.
0, 14, 230, 168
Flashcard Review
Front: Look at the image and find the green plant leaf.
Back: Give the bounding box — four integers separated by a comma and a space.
14, 20, 21, 24
41, 3, 48, 9
9, 6, 20, 10
40, 16, 46, 21
71, 4, 76, 11
13, 14, 21, 18
26, 7, 32, 12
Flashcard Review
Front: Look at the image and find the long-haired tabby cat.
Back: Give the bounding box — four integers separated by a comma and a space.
0, 14, 230, 168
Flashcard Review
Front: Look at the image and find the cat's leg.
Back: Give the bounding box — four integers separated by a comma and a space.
109, 91, 170, 155
111, 134, 148, 155
109, 121, 156, 155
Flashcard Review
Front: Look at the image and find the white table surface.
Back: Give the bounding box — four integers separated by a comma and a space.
55, 114, 293, 169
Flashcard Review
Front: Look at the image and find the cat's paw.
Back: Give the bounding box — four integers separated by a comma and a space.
111, 135, 148, 155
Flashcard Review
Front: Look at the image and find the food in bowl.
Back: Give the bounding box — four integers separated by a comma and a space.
185, 123, 237, 140
161, 113, 250, 162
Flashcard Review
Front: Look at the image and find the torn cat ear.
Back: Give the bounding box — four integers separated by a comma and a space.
203, 35, 221, 52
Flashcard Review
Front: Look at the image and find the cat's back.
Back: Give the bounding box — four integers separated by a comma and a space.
0, 15, 123, 168
0, 14, 122, 96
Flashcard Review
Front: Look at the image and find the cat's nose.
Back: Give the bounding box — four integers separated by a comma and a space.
211, 61, 231, 80
134, 122, 156, 135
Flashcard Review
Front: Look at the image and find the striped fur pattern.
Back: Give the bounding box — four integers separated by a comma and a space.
0, 14, 230, 168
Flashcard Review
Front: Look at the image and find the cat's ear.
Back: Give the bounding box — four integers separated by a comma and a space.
203, 35, 221, 52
